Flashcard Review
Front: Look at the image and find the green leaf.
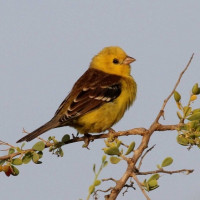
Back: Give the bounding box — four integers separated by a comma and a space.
195, 131, 200, 137
148, 179, 158, 187
58, 148, 64, 157
36, 161, 42, 164
188, 121, 196, 129
32, 153, 40, 163
38, 151, 43, 159
193, 108, 200, 114
143, 179, 147, 187
22, 152, 32, 164
161, 157, 173, 167
94, 180, 101, 186
116, 140, 121, 148
183, 106, 192, 118
103, 161, 108, 168
12, 158, 23, 165
104, 146, 120, 156
93, 164, 96, 174
174, 91, 181, 102
32, 141, 45, 151
143, 179, 149, 191
61, 134, 70, 143
11, 165, 19, 176
125, 141, 135, 155
195, 138, 200, 145
177, 111, 183, 120
148, 180, 159, 190
8, 148, 15, 155
110, 156, 121, 164
0, 160, 6, 166
88, 185, 95, 194
192, 83, 199, 95
16, 147, 21, 152
197, 88, 200, 95
156, 164, 161, 169
188, 113, 200, 121
150, 185, 159, 190
188, 139, 195, 145
21, 142, 26, 149
177, 135, 189, 146
148, 174, 160, 182
102, 155, 106, 163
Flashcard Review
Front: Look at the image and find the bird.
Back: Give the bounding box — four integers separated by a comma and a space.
17, 46, 137, 143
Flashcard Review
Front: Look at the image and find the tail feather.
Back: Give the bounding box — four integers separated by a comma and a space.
17, 120, 59, 143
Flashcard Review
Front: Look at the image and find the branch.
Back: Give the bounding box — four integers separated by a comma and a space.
106, 54, 194, 200
93, 187, 114, 200
131, 172, 151, 200
0, 54, 195, 200
155, 53, 194, 123
0, 148, 33, 160
137, 168, 194, 175
122, 179, 136, 196
0, 124, 177, 161
138, 145, 156, 170
102, 178, 117, 183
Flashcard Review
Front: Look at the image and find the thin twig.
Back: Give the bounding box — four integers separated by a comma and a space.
93, 188, 114, 200
0, 54, 195, 200
107, 54, 194, 200
138, 145, 156, 170
95, 187, 114, 193
122, 179, 136, 196
102, 178, 117, 183
0, 140, 15, 148
0, 124, 179, 161
155, 53, 194, 123
162, 53, 194, 111
137, 168, 194, 175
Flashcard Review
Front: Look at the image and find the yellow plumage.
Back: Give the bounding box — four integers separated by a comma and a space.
17, 46, 137, 143
76, 76, 136, 133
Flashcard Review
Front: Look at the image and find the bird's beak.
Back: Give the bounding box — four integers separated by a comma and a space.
122, 56, 136, 65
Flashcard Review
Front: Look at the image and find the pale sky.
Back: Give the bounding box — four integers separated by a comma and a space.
1, 1, 200, 200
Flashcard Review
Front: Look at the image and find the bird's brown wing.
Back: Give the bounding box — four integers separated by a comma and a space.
16, 69, 121, 143
54, 68, 122, 123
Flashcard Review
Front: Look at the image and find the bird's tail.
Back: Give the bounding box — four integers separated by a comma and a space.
17, 119, 59, 143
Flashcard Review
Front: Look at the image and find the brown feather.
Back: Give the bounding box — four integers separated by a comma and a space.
55, 68, 122, 124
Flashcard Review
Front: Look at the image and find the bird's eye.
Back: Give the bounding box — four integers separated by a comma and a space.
113, 58, 119, 64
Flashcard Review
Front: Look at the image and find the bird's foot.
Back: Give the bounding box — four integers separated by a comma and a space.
108, 128, 117, 142
82, 133, 93, 149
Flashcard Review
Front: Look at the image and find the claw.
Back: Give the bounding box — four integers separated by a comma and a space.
108, 128, 117, 142
82, 133, 93, 149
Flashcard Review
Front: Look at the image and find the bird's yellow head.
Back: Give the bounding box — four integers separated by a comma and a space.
90, 46, 136, 76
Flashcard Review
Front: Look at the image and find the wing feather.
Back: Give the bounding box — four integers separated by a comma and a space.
55, 68, 122, 123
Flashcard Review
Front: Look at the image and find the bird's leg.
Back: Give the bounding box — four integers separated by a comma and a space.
108, 128, 117, 142
82, 133, 93, 149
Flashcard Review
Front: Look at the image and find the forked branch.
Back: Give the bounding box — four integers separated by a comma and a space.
106, 54, 194, 200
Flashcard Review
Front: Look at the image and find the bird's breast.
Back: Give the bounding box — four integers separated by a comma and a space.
71, 76, 137, 134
